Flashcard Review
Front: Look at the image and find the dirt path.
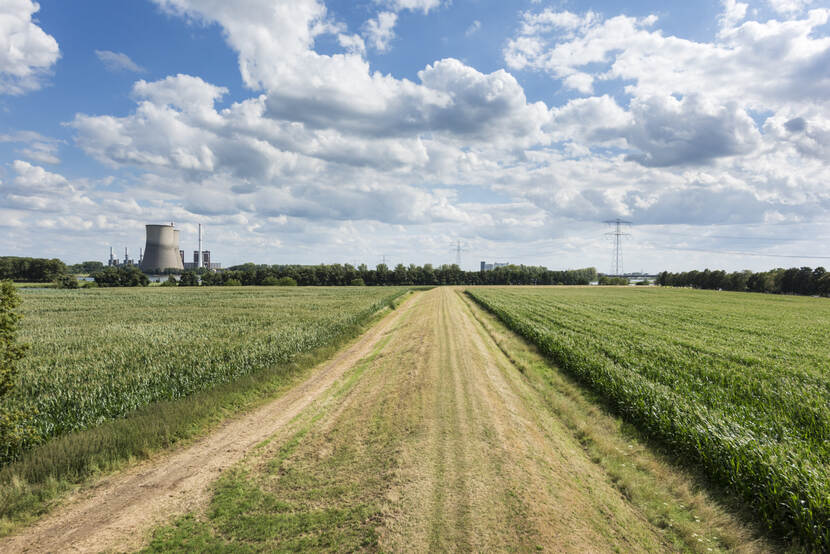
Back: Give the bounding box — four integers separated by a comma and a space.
5, 287, 769, 552
380, 287, 671, 552
0, 294, 417, 554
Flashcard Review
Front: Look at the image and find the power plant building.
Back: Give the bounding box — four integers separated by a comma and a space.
109, 223, 221, 273
182, 250, 221, 270
480, 261, 510, 271
139, 223, 185, 272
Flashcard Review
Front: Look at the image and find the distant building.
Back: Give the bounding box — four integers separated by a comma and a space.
107, 223, 221, 273
183, 250, 221, 270
480, 261, 509, 271
108, 247, 136, 267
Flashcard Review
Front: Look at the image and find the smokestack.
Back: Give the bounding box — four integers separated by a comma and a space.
198, 224, 203, 269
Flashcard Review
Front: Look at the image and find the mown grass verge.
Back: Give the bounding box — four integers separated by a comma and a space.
459, 291, 777, 553
466, 288, 828, 550
0, 289, 410, 536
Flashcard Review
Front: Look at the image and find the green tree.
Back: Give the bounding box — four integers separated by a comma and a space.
0, 281, 37, 462
55, 274, 79, 289
69, 261, 104, 274
178, 271, 200, 286
93, 266, 149, 287
0, 281, 26, 397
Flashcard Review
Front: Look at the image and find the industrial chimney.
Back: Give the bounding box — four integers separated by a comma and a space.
139, 223, 184, 272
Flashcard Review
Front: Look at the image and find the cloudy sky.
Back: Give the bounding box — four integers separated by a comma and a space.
1, 0, 829, 272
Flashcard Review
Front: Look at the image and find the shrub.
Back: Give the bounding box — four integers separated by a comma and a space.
350, 278, 365, 286
276, 277, 297, 287
224, 278, 242, 287
92, 266, 149, 287
598, 275, 629, 285
160, 276, 178, 287
178, 272, 199, 287
0, 281, 38, 462
55, 274, 79, 289
260, 276, 280, 286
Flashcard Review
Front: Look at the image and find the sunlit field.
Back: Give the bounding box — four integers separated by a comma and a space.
468, 286, 830, 547
6, 287, 406, 463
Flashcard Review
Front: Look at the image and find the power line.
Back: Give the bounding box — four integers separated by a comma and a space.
639, 230, 813, 242
645, 245, 830, 260
604, 219, 631, 276
449, 239, 467, 267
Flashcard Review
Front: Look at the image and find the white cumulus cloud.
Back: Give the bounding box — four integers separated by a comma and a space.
363, 11, 397, 52
375, 0, 444, 14
44, 0, 830, 269
0, 0, 60, 94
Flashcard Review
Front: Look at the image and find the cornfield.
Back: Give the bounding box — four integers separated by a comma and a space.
5, 286, 406, 464
467, 286, 830, 548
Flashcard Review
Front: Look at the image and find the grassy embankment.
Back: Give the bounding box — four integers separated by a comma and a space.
0, 286, 408, 535
467, 286, 829, 549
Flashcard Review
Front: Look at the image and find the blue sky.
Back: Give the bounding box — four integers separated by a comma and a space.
1, 0, 829, 272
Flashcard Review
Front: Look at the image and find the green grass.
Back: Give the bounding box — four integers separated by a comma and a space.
0, 287, 407, 534
466, 286, 830, 549
6, 286, 407, 462
10, 282, 55, 289
144, 327, 401, 552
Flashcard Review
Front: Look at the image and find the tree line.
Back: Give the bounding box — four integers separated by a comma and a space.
0, 257, 68, 283
202, 263, 598, 287
657, 267, 830, 296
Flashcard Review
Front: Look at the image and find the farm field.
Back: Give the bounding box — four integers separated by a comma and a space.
4, 286, 407, 463
2, 288, 772, 552
467, 286, 830, 548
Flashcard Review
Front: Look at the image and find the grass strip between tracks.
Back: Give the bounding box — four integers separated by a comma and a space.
0, 290, 411, 537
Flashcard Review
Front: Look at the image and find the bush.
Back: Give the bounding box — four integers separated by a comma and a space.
276, 277, 297, 287
349, 278, 365, 286
160, 276, 178, 287
92, 266, 149, 287
68, 261, 104, 274
81, 281, 98, 289
598, 275, 629, 285
260, 276, 280, 286
178, 272, 199, 287
224, 278, 242, 287
55, 274, 79, 289
0, 281, 38, 462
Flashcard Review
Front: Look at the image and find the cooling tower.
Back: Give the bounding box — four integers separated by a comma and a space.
139, 224, 184, 272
